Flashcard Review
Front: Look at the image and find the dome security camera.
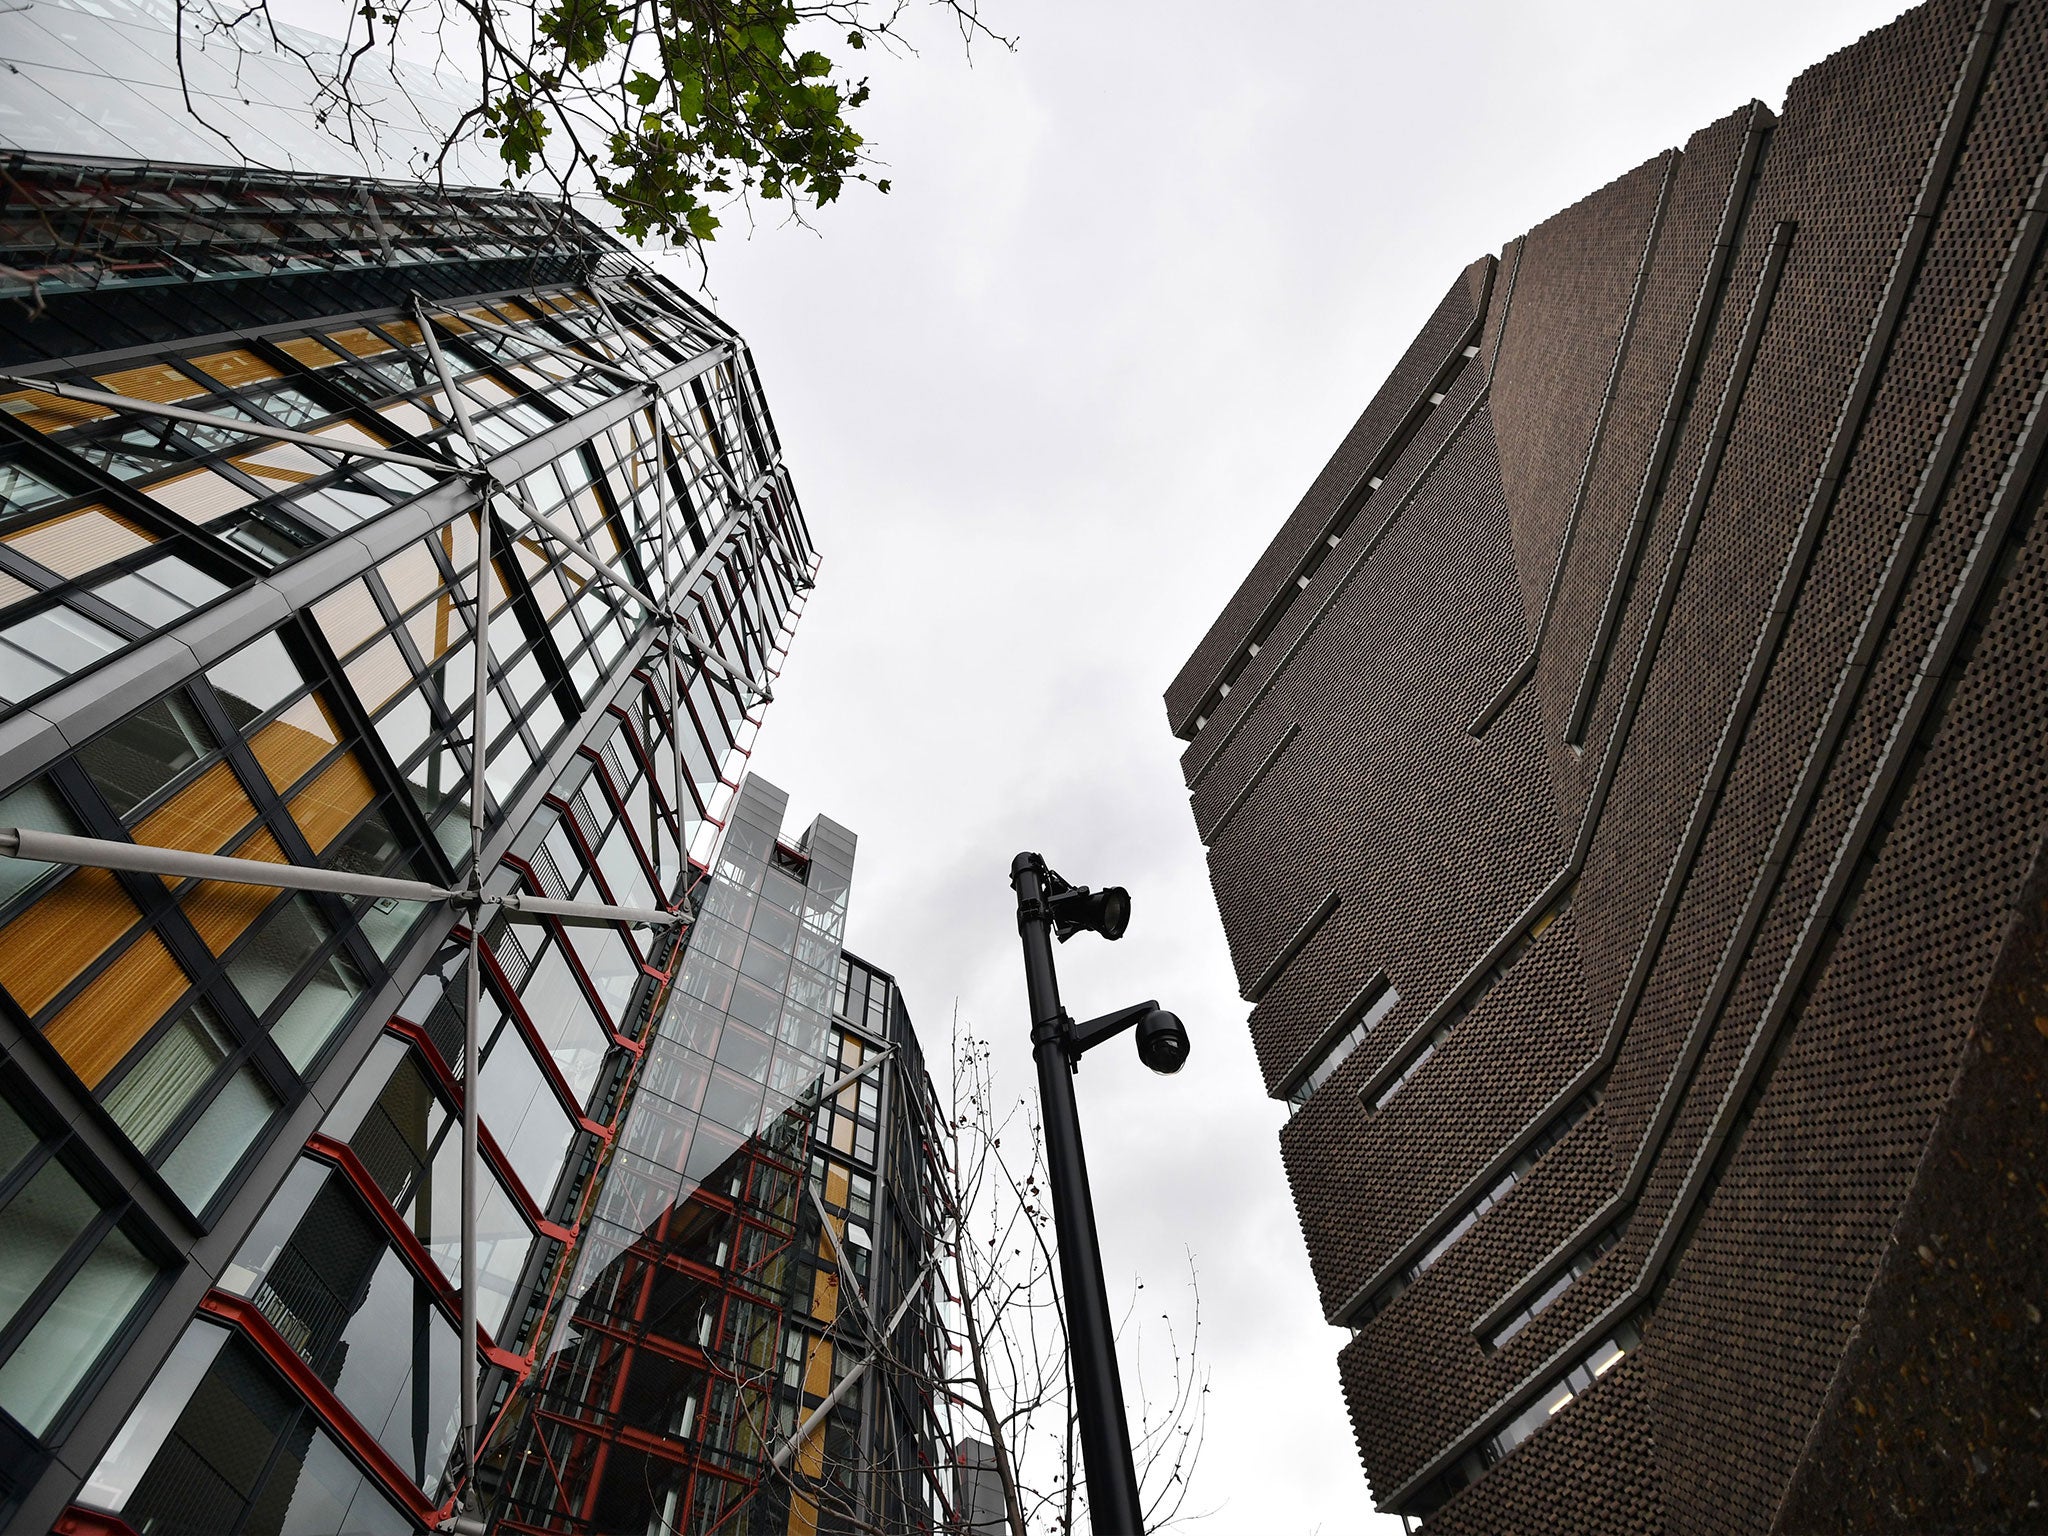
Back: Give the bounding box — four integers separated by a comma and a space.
1135, 1009, 1190, 1074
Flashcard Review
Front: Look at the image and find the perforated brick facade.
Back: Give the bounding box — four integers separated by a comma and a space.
1166, 0, 2048, 1527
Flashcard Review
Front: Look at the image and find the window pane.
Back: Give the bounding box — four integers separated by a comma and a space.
477, 1005, 574, 1202
269, 948, 366, 1071
0, 778, 79, 910
76, 690, 215, 818
207, 631, 304, 727
0, 1156, 98, 1324
100, 1002, 234, 1154
275, 1421, 412, 1536
517, 941, 609, 1104
0, 606, 122, 694
226, 896, 330, 1018
0, 1224, 154, 1434
157, 1066, 277, 1209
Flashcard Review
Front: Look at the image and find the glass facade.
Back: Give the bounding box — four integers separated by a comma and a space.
0, 150, 818, 1533
491, 778, 959, 1536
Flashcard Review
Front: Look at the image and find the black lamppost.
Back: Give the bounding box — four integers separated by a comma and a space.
1010, 852, 1190, 1536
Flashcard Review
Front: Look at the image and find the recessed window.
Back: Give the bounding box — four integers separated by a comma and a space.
1286, 983, 1399, 1116
0, 1082, 163, 1441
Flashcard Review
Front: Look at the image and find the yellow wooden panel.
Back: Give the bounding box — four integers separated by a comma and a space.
230, 443, 321, 485
249, 695, 342, 795
312, 420, 392, 451
343, 635, 409, 712
382, 319, 425, 348
290, 754, 375, 852
324, 326, 399, 358
133, 761, 259, 857
3, 507, 155, 579
0, 868, 141, 1015
786, 1492, 819, 1536
43, 931, 190, 1089
181, 829, 288, 955
142, 467, 255, 525
810, 1265, 838, 1326
42, 933, 190, 1089
0, 388, 113, 433
191, 350, 282, 389
313, 579, 382, 659
824, 1163, 849, 1209
276, 336, 344, 369
94, 362, 206, 404
803, 1337, 833, 1400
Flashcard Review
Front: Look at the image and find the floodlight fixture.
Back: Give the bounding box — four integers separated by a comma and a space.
1049, 883, 1131, 943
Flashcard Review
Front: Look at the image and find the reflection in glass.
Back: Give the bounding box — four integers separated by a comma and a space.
76, 690, 215, 817
157, 1066, 277, 1209
0, 1224, 154, 1433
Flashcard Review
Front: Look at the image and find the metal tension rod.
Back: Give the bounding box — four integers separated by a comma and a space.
0, 827, 450, 903
771, 1254, 938, 1472
421, 301, 691, 393
416, 293, 494, 1535
0, 829, 687, 929
0, 374, 453, 473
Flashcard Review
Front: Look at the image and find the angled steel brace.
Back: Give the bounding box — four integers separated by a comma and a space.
0, 373, 454, 473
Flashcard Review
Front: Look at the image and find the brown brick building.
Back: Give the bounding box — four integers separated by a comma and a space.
1164, 0, 2048, 1528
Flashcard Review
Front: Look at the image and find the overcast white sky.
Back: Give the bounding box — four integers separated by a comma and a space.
680, 2, 1918, 1530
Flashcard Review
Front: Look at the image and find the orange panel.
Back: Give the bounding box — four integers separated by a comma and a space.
230, 443, 322, 485
290, 755, 376, 852
249, 695, 342, 795
134, 761, 259, 856
43, 931, 190, 1089
181, 829, 288, 955
276, 336, 345, 369
802, 1336, 833, 1401
0, 388, 113, 433
3, 507, 155, 579
0, 868, 141, 1015
191, 350, 283, 389
810, 1265, 838, 1326
324, 326, 399, 358
94, 362, 206, 404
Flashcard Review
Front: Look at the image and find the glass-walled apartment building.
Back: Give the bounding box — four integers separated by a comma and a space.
0, 153, 815, 1533
493, 778, 959, 1536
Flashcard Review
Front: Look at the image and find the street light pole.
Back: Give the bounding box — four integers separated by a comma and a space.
1010, 851, 1147, 1536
